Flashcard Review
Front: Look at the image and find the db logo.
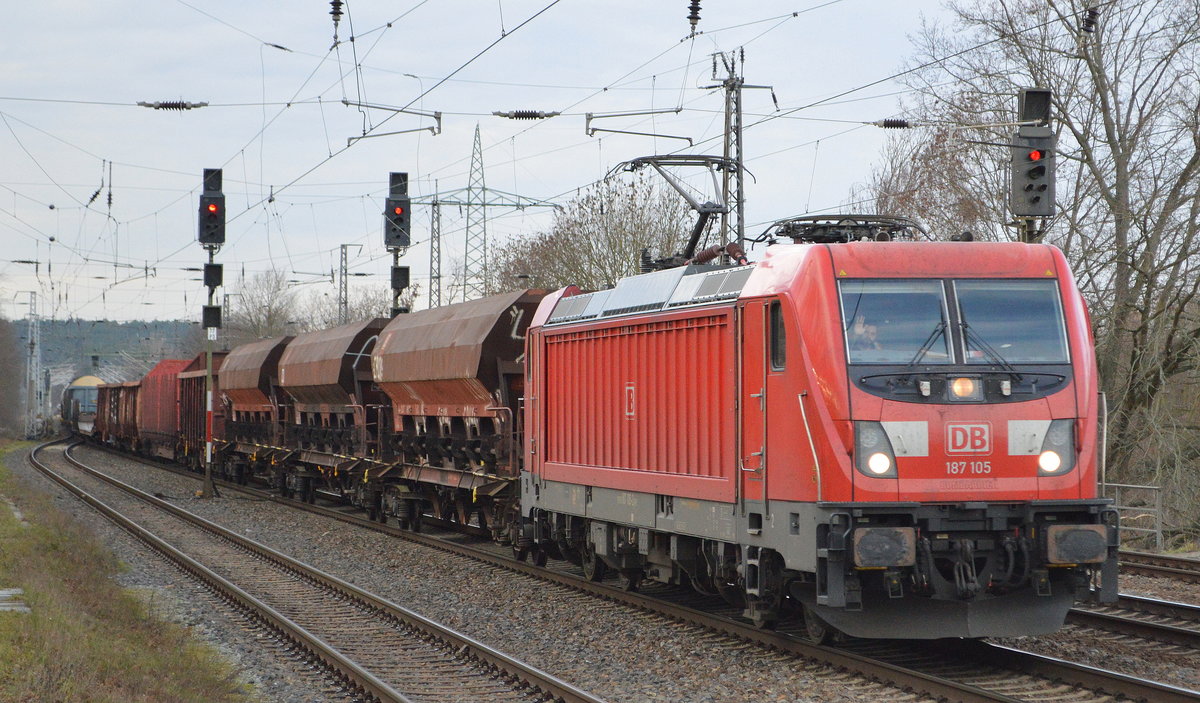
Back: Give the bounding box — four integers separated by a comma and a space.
947, 422, 991, 455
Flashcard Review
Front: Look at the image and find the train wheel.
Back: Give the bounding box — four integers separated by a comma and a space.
513, 544, 530, 562
802, 605, 830, 644
581, 542, 607, 582
533, 549, 549, 567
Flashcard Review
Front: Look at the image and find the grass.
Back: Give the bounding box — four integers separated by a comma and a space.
0, 440, 259, 703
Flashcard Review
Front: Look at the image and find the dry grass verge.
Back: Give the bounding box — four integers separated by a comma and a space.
0, 441, 257, 702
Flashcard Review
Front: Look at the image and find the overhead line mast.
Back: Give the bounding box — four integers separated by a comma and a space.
706, 50, 772, 255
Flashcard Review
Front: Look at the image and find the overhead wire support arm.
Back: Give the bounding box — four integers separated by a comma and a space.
342, 99, 442, 144
869, 118, 1046, 130
590, 128, 692, 145
585, 107, 690, 144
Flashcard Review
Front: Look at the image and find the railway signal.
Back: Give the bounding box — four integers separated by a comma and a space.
384, 172, 412, 316
1010, 88, 1056, 219
195, 167, 224, 500
383, 171, 411, 249
1010, 129, 1056, 217
198, 169, 225, 245
384, 197, 411, 247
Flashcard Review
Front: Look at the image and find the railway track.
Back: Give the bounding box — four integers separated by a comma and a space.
74, 442, 1200, 703
29, 441, 603, 703
1120, 550, 1200, 582
1069, 594, 1200, 647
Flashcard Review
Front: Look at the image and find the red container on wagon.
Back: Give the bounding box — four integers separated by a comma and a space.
96, 381, 140, 450
136, 359, 189, 458
178, 352, 227, 467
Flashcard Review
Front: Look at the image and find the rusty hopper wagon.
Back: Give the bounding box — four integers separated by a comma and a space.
273, 318, 388, 502
369, 289, 545, 534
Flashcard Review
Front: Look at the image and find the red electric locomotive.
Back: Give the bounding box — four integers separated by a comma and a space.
520, 217, 1117, 639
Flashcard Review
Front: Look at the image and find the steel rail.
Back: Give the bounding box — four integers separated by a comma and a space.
42, 441, 605, 703
1120, 550, 1200, 583
82, 442, 1200, 702
953, 639, 1200, 703
1067, 594, 1200, 648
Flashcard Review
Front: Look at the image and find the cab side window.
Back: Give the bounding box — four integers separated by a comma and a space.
769, 300, 786, 370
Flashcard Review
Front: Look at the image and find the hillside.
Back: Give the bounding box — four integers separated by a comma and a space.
39, 319, 199, 383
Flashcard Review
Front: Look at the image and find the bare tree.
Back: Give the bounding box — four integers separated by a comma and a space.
297, 283, 420, 330
0, 318, 23, 436
862, 0, 1200, 485
489, 174, 694, 292
855, 122, 999, 239
224, 269, 301, 345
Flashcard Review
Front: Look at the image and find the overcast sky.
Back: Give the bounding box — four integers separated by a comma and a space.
1, 0, 949, 322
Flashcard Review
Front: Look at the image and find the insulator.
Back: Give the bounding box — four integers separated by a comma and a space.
687, 0, 701, 27
1081, 7, 1099, 33
511, 110, 544, 120
876, 118, 910, 129
330, 0, 343, 22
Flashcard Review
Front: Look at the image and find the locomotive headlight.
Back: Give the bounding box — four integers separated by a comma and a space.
855, 421, 898, 478
949, 376, 983, 401
1038, 419, 1076, 475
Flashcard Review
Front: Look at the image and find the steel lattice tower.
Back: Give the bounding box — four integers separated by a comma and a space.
716, 51, 746, 250
414, 136, 556, 306
23, 292, 42, 438
338, 244, 350, 324
429, 182, 442, 308
464, 125, 488, 300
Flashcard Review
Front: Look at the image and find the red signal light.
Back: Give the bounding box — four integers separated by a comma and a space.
1027, 149, 1043, 161
393, 206, 404, 215
207, 202, 219, 214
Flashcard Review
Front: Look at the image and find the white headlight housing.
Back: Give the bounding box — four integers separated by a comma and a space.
855, 422, 898, 478
1038, 419, 1076, 476
1038, 450, 1062, 473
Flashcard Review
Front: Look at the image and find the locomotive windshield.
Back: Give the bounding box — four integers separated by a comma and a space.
839, 280, 951, 364
79, 388, 98, 413
955, 280, 1069, 364
839, 278, 1070, 365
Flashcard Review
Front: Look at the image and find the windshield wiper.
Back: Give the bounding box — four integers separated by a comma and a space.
907, 321, 947, 366
960, 323, 1023, 381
